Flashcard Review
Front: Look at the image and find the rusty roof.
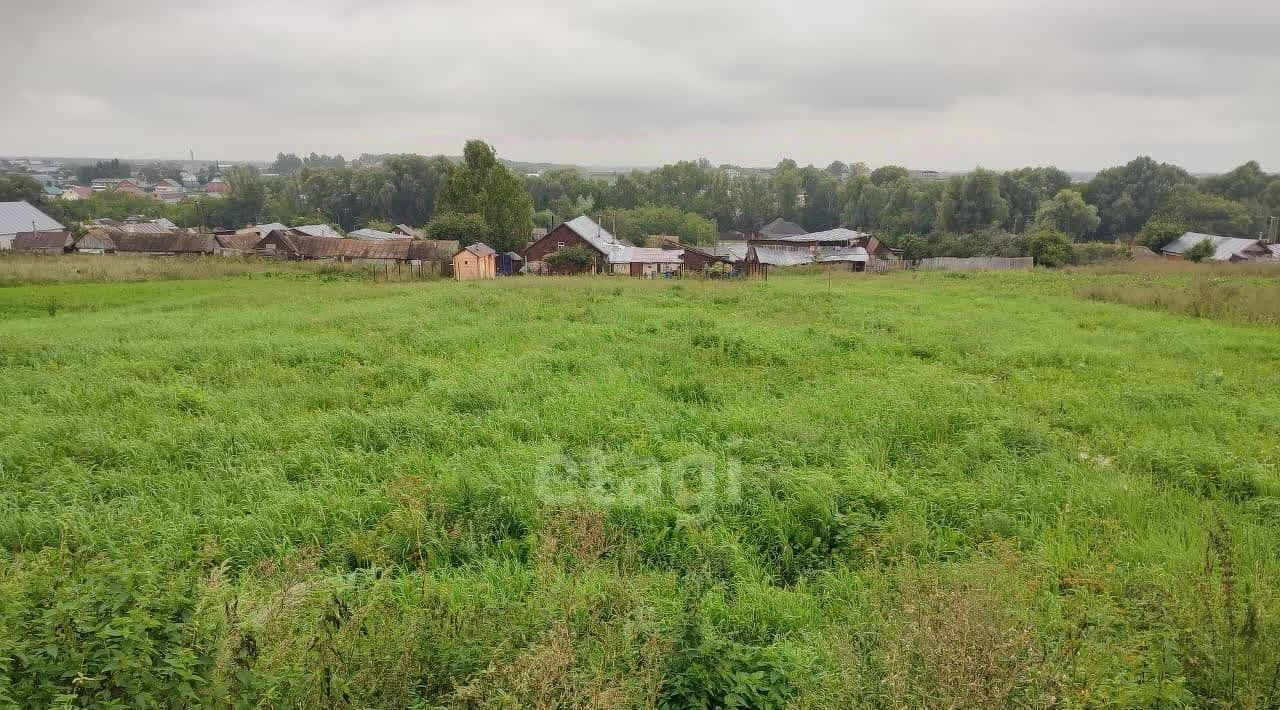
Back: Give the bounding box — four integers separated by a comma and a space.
13, 230, 74, 251
408, 239, 459, 260
110, 230, 216, 253
458, 242, 497, 258
215, 232, 265, 250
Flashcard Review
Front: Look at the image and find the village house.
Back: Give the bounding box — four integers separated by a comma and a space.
59, 185, 94, 201
524, 215, 629, 273
204, 178, 229, 197
453, 242, 497, 280
252, 229, 458, 269
90, 178, 148, 196
12, 230, 75, 254
749, 226, 865, 248
214, 231, 266, 256
348, 228, 403, 241
0, 201, 64, 250
744, 244, 869, 271
1160, 232, 1275, 262
291, 224, 342, 238
660, 239, 738, 272
153, 179, 185, 202
391, 224, 421, 238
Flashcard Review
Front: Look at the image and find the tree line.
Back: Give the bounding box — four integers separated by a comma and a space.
6, 142, 1278, 259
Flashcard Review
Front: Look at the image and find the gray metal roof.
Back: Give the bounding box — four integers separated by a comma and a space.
0, 201, 63, 235
763, 227, 868, 244
1162, 232, 1267, 261
563, 215, 631, 252
293, 224, 341, 237
606, 246, 684, 264
348, 228, 402, 241
748, 245, 867, 266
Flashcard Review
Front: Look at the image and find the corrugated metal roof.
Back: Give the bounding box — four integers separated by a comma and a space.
563, 215, 631, 252
349, 228, 403, 241
13, 230, 74, 251
119, 222, 174, 234
408, 240, 458, 261
761, 227, 867, 244
461, 242, 497, 257
292, 224, 341, 237
0, 201, 63, 234
215, 232, 264, 251
748, 245, 867, 266
606, 246, 684, 264
1162, 232, 1267, 261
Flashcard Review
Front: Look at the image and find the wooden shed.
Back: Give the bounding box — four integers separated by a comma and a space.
453, 243, 497, 280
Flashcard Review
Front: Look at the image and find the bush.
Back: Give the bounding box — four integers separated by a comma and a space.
1069, 242, 1132, 266
544, 244, 598, 274
1027, 226, 1073, 267
659, 630, 793, 709
1184, 238, 1215, 263
1136, 216, 1187, 250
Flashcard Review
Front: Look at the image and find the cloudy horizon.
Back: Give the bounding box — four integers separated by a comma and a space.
3, 0, 1278, 173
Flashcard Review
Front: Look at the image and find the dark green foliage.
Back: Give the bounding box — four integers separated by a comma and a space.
1136, 216, 1189, 250
426, 211, 489, 246
1184, 238, 1216, 262
659, 628, 793, 709
0, 174, 44, 203
1086, 156, 1196, 237
544, 244, 597, 273
1028, 226, 1073, 267
3, 560, 214, 707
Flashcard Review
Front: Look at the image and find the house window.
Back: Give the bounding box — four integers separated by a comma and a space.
556, 241, 565, 249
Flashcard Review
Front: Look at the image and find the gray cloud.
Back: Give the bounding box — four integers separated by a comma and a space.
2, 0, 1278, 171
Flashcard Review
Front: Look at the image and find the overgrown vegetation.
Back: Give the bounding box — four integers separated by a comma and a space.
1, 266, 1277, 707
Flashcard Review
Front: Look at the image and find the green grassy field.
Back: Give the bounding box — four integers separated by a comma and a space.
1, 267, 1278, 707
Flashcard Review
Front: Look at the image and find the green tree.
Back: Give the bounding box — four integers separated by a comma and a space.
1183, 238, 1216, 262
270, 153, 305, 175
1157, 186, 1252, 236
0, 174, 44, 203
937, 169, 1009, 233
217, 166, 267, 228
1085, 156, 1195, 237
543, 244, 597, 274
1135, 216, 1188, 251
1027, 226, 1073, 267
436, 140, 533, 252
869, 165, 910, 187
597, 205, 716, 245
426, 211, 490, 246
1034, 189, 1101, 239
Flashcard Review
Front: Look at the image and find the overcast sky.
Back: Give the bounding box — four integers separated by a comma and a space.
3, 0, 1278, 172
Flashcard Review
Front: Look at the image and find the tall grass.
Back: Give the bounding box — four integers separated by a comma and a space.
0, 270, 1277, 707
0, 253, 440, 287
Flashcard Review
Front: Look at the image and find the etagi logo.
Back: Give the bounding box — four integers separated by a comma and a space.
533, 449, 742, 523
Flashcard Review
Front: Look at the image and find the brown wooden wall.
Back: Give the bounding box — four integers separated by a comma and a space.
523, 224, 605, 264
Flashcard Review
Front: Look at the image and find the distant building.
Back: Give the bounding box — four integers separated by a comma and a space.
12, 230, 74, 254
348, 228, 403, 241
60, 186, 94, 201
756, 217, 807, 239
291, 224, 341, 238
453, 242, 497, 280
391, 224, 421, 238
1160, 232, 1273, 262
204, 178, 229, 197
0, 201, 64, 250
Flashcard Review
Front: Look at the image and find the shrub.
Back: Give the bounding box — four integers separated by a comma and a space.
1136, 216, 1187, 250
1027, 226, 1073, 267
659, 629, 793, 709
1184, 238, 1215, 263
545, 244, 598, 274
